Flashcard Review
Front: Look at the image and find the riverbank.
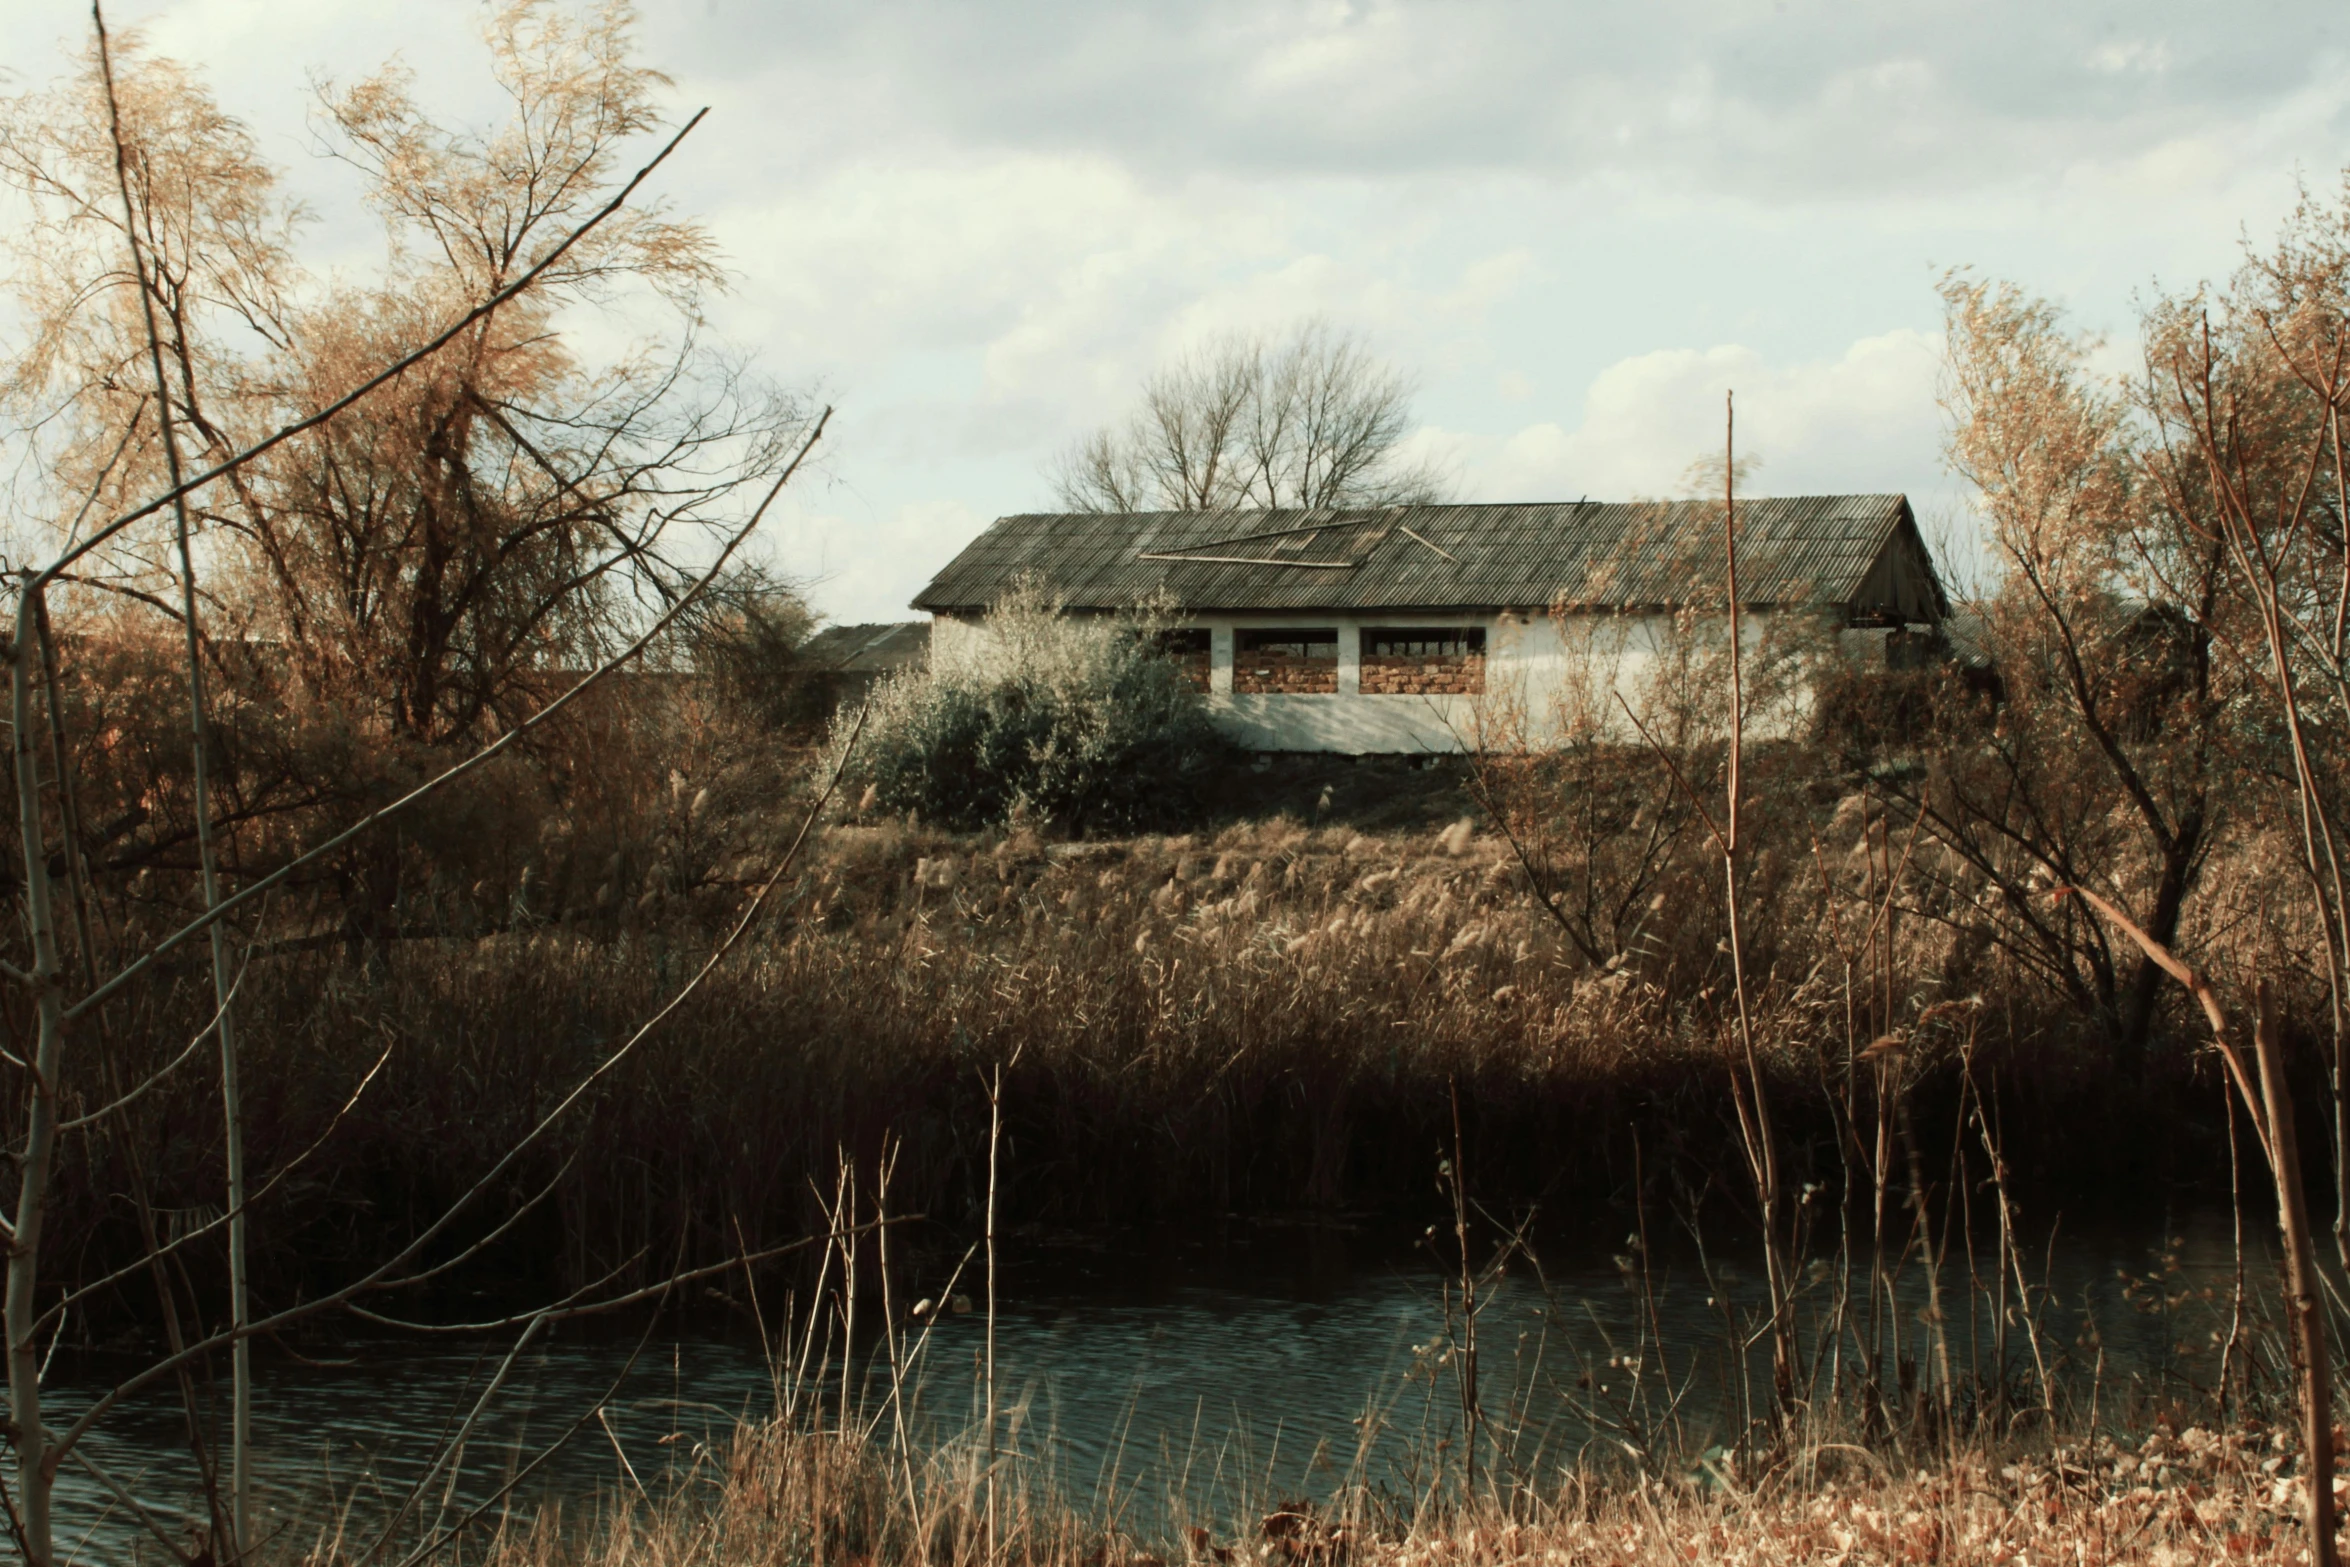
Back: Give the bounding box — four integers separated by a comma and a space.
369, 1413, 2309, 1566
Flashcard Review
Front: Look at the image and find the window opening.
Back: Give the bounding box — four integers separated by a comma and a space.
1153, 628, 1212, 692
1235, 627, 1338, 695
1361, 626, 1486, 695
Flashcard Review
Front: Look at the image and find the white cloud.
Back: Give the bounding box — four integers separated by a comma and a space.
3, 0, 2341, 630
768, 495, 989, 626
2088, 40, 2173, 76
617, 0, 2350, 199
1431, 330, 1945, 504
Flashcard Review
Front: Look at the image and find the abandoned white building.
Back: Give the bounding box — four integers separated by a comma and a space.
909, 496, 1949, 754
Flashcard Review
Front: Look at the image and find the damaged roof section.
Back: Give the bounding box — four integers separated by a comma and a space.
912, 495, 1946, 623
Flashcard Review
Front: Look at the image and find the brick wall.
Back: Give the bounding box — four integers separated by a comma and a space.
1360, 652, 1485, 695
1152, 631, 1212, 692
1235, 651, 1338, 694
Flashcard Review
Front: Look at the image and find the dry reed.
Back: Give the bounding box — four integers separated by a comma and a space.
342, 1411, 2327, 1567
52, 810, 2247, 1331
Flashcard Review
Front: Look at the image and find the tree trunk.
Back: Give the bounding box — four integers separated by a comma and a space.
2257, 983, 2338, 1567
7, 603, 71, 1567
2115, 842, 2200, 1083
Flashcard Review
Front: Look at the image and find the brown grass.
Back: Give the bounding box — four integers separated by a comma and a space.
55, 808, 2230, 1327
341, 1413, 2321, 1567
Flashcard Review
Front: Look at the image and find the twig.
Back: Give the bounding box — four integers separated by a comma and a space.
65, 406, 830, 1025
2057, 883, 2335, 1567
48, 699, 865, 1466
65, 1449, 196, 1566
33, 108, 712, 594
53, 953, 247, 1132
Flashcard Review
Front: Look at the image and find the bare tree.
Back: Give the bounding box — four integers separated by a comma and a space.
2135, 202, 2350, 1259
1, 3, 810, 947
1052, 319, 1449, 513
0, 7, 835, 1563
1884, 187, 2350, 1563
1866, 275, 2235, 1083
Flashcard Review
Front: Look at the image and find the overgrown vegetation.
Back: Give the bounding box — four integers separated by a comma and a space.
0, 0, 822, 948
38, 814, 2231, 1334
843, 583, 1222, 833
8, 1, 2350, 1561
378, 1412, 2328, 1567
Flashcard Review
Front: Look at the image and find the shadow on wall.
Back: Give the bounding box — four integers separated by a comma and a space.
1210, 692, 1474, 753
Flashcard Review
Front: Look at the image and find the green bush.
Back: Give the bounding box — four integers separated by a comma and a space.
840, 584, 1221, 831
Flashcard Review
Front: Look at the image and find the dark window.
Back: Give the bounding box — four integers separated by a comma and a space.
1364, 628, 1485, 658
1238, 629, 1338, 660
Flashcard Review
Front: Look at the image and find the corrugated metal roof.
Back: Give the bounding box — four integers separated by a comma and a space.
911, 496, 1935, 617
801, 621, 930, 673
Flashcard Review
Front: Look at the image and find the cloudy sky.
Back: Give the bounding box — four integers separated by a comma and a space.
6, 1, 2348, 622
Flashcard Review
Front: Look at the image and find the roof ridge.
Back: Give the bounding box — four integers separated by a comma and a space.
913, 494, 1929, 618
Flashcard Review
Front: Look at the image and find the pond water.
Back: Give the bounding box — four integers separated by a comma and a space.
48, 1206, 2259, 1563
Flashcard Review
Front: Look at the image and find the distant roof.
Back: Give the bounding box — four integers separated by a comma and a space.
1940, 608, 1992, 668
800, 621, 929, 674
911, 496, 1945, 620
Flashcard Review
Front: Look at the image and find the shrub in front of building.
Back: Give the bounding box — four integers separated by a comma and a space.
841, 586, 1220, 831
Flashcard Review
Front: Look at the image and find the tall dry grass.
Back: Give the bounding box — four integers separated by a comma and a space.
54, 804, 2257, 1334
60, 815, 1610, 1312
343, 1409, 2323, 1567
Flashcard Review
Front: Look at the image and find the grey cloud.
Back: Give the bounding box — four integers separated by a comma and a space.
655, 1, 2348, 195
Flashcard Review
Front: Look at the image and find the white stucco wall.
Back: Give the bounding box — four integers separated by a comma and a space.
929, 613, 991, 673
925, 608, 1814, 755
